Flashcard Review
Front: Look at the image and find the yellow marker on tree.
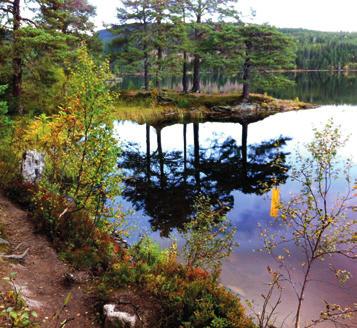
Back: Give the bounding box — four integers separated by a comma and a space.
270, 187, 280, 218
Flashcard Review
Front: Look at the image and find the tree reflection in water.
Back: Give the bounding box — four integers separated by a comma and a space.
118, 122, 291, 237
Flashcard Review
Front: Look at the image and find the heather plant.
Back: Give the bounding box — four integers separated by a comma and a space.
102, 236, 255, 328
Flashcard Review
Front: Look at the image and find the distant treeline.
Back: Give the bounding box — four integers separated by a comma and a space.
279, 28, 357, 70
100, 26, 357, 78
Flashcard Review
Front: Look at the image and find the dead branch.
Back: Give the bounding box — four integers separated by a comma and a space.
59, 208, 69, 219
0, 248, 29, 260
13, 242, 23, 252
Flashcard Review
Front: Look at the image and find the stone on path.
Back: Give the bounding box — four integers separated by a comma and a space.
103, 304, 137, 328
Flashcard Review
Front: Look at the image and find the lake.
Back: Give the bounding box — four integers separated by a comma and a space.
114, 72, 357, 327
120, 71, 357, 105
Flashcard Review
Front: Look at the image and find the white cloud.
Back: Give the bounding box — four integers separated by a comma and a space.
239, 0, 357, 32
91, 0, 119, 29
90, 0, 357, 32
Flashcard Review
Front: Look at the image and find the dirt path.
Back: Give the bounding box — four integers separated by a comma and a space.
0, 193, 100, 327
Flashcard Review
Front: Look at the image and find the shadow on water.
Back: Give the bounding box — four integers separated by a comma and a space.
118, 121, 291, 237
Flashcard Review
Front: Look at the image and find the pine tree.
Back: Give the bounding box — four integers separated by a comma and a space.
0, 0, 97, 114
238, 24, 296, 100
170, 0, 191, 93
150, 0, 170, 90
115, 0, 154, 90
37, 0, 95, 36
185, 0, 240, 92
0, 0, 37, 113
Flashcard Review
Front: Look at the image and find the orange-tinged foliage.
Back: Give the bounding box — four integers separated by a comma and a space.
4, 48, 123, 271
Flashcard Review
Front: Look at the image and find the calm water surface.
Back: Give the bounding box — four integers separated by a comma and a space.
121, 71, 357, 105
115, 73, 357, 327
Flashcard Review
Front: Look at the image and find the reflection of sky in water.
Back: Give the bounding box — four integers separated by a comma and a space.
114, 106, 357, 327
114, 106, 357, 240
115, 106, 357, 161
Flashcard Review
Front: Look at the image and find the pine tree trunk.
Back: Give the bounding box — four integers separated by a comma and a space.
191, 15, 201, 93
155, 10, 163, 91
143, 20, 149, 91
191, 55, 200, 93
182, 51, 188, 93
156, 128, 164, 188
12, 0, 23, 114
156, 46, 162, 90
183, 123, 187, 171
242, 58, 251, 101
146, 124, 151, 182
144, 51, 149, 91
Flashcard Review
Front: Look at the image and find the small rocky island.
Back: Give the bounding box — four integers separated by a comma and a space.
117, 91, 317, 128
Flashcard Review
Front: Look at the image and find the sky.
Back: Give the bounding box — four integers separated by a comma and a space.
90, 0, 357, 32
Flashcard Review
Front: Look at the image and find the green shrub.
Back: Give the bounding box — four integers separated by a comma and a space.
130, 236, 169, 267
0, 273, 38, 327
182, 195, 238, 277
176, 97, 190, 108
104, 262, 137, 287
0, 85, 16, 188
0, 85, 11, 132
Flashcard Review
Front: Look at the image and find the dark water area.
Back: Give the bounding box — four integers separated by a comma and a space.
270, 71, 357, 105
115, 73, 357, 327
120, 71, 357, 105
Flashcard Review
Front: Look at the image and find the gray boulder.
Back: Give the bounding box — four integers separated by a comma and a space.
21, 150, 45, 183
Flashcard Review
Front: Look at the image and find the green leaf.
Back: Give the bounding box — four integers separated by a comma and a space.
9, 311, 18, 319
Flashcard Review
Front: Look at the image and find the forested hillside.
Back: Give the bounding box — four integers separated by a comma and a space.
280, 28, 357, 70
100, 27, 357, 72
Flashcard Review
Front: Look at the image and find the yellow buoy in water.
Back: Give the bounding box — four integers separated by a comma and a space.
270, 187, 280, 218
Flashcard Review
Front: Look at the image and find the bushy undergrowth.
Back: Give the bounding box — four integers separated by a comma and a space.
1, 48, 123, 271
101, 237, 254, 328
0, 48, 255, 327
